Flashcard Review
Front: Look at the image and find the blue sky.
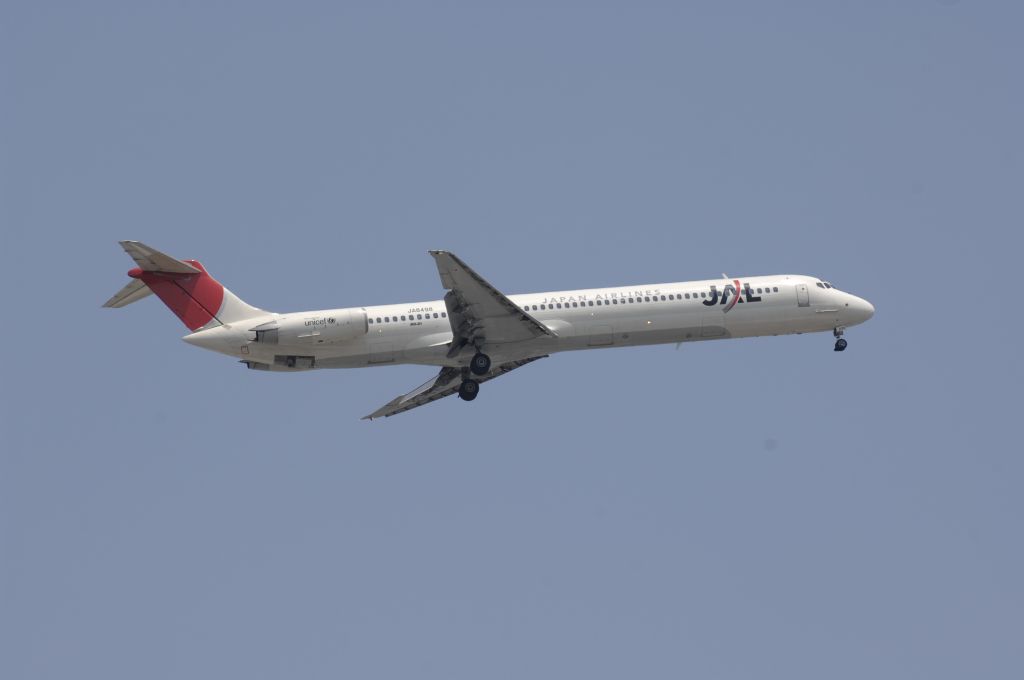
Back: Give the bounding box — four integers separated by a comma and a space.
2, 2, 1022, 678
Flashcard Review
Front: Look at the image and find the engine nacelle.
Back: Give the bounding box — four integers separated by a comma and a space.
250, 308, 367, 346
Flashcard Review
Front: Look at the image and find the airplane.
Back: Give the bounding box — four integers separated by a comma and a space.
104, 241, 875, 419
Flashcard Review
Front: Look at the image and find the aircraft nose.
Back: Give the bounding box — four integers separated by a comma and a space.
849, 295, 874, 324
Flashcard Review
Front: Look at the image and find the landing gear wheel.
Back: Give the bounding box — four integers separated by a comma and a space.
458, 379, 480, 401
833, 326, 847, 352
470, 352, 492, 376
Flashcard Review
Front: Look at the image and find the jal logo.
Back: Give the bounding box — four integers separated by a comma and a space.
703, 281, 762, 312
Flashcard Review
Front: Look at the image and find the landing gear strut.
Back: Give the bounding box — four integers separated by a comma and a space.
458, 378, 480, 401
834, 326, 848, 352
470, 352, 492, 376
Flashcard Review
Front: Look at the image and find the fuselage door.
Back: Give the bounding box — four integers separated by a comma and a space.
796, 283, 810, 307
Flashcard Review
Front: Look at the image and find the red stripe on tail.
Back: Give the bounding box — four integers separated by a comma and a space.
132, 260, 225, 331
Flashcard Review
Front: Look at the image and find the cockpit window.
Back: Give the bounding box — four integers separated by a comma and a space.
816, 282, 825, 288
824, 282, 833, 289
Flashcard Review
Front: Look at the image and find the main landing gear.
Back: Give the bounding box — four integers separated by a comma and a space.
470, 352, 492, 376
458, 378, 480, 401
834, 326, 848, 352
460, 352, 490, 401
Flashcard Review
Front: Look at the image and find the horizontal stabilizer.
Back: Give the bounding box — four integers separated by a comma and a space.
102, 279, 154, 308
119, 240, 200, 274
105, 240, 266, 330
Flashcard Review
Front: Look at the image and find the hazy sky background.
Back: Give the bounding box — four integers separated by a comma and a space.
2, 2, 1022, 678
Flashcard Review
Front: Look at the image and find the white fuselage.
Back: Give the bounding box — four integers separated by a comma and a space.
183, 274, 875, 371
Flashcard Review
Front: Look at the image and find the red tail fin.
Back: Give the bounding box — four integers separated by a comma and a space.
105, 241, 266, 331
130, 260, 225, 331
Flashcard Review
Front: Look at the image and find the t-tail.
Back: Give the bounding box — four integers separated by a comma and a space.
103, 241, 265, 331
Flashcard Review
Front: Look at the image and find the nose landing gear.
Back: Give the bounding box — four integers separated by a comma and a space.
834, 326, 847, 352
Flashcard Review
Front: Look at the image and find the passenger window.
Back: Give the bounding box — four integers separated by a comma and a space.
416, 314, 422, 319
401, 315, 406, 321
660, 295, 666, 301
757, 288, 762, 294
612, 299, 618, 304
368, 318, 374, 324
588, 301, 594, 306
376, 317, 382, 323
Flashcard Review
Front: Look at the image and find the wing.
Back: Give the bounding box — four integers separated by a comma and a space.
363, 356, 546, 420
430, 250, 554, 357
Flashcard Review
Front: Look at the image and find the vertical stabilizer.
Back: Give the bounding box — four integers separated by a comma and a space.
104, 241, 266, 331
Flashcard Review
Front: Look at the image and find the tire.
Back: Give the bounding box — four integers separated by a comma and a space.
470, 352, 492, 376
834, 338, 848, 352
458, 379, 480, 401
